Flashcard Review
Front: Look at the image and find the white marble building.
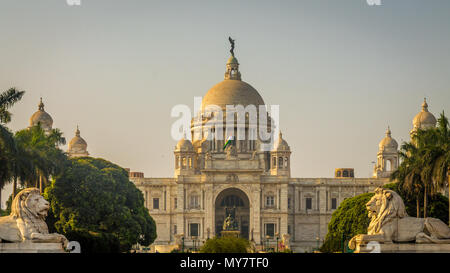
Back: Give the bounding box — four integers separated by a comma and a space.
128, 48, 437, 253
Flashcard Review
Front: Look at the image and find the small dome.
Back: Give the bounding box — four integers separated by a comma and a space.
29, 98, 53, 131
413, 98, 437, 129
227, 56, 239, 65
175, 136, 194, 152
68, 126, 88, 157
273, 131, 290, 151
378, 127, 398, 152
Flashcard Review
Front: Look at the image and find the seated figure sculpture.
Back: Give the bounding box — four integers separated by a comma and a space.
349, 187, 450, 250
0, 188, 68, 248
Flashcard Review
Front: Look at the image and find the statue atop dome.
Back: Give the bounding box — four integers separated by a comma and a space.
228, 36, 235, 57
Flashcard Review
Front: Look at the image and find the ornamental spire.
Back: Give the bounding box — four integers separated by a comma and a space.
422, 98, 429, 112
76, 125, 80, 137
38, 97, 44, 111
224, 37, 241, 80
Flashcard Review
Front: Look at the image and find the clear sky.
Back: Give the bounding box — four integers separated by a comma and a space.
1, 0, 449, 208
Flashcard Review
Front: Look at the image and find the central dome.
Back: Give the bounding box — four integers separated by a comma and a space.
202, 80, 265, 111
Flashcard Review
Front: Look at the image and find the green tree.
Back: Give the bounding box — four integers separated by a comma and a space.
44, 157, 156, 253
13, 125, 67, 195
0, 87, 25, 209
199, 236, 250, 253
392, 112, 449, 218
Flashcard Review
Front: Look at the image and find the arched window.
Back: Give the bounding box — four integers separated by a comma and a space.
182, 157, 187, 169
343, 170, 348, 177
188, 157, 192, 169
336, 171, 341, 177
272, 157, 276, 169
278, 157, 283, 168
284, 157, 288, 168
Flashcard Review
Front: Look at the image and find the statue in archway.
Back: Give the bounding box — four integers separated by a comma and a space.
223, 207, 238, 231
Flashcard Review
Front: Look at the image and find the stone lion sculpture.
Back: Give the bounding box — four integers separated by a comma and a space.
349, 188, 450, 250
0, 188, 68, 248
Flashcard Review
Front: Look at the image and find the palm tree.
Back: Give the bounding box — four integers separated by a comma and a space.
428, 112, 450, 223
392, 141, 424, 217
0, 88, 25, 209
395, 112, 450, 219
13, 125, 67, 195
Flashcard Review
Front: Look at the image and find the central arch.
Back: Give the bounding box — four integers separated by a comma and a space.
214, 187, 250, 239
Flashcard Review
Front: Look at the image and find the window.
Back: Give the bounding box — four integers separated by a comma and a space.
153, 198, 159, 210
288, 197, 291, 209
190, 195, 199, 209
265, 223, 275, 237
272, 157, 276, 169
343, 170, 348, 177
336, 171, 341, 177
189, 157, 192, 168
331, 198, 337, 210
182, 157, 187, 169
278, 157, 283, 168
174, 225, 177, 235
189, 223, 199, 237
220, 195, 244, 207
266, 196, 275, 207
306, 197, 312, 210
174, 198, 177, 209
284, 157, 288, 168
288, 225, 291, 235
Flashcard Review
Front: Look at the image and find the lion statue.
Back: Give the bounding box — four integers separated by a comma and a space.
0, 188, 68, 248
349, 188, 450, 250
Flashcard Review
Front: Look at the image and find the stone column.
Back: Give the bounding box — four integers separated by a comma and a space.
251, 185, 261, 244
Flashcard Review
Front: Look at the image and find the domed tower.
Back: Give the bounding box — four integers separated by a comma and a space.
373, 127, 398, 178
191, 38, 275, 172
68, 126, 89, 158
410, 98, 437, 138
270, 131, 291, 177
174, 135, 196, 177
29, 97, 53, 133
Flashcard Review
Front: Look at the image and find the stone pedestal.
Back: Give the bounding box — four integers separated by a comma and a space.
221, 230, 240, 238
354, 241, 450, 253
0, 242, 66, 253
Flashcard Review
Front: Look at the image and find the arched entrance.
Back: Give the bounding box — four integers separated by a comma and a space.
215, 188, 250, 239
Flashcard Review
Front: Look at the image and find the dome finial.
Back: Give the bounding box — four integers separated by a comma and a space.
386, 126, 391, 137
422, 97, 428, 112
224, 37, 241, 80
38, 97, 44, 111
76, 125, 80, 137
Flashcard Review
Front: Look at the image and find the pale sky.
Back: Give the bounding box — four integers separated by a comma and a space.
1, 0, 449, 208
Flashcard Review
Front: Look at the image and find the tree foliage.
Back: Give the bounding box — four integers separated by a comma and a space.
199, 236, 250, 253
44, 157, 157, 253
320, 183, 449, 253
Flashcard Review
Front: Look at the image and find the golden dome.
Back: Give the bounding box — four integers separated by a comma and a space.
29, 98, 53, 131
68, 126, 88, 156
412, 98, 437, 129
202, 80, 265, 111
273, 131, 290, 151
175, 136, 194, 152
202, 55, 265, 111
378, 127, 398, 152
